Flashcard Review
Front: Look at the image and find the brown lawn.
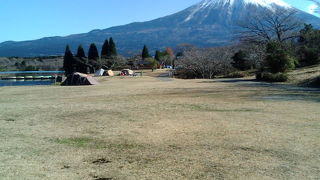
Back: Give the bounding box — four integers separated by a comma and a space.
0, 75, 319, 180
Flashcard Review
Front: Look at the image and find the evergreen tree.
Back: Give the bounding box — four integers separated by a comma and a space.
76, 45, 86, 58
63, 45, 74, 75
231, 50, 250, 71
300, 47, 319, 66
297, 24, 320, 66
155, 50, 161, 61
88, 43, 100, 72
109, 37, 117, 56
88, 43, 99, 60
101, 39, 109, 58
142, 45, 150, 59
265, 41, 296, 73
74, 45, 88, 74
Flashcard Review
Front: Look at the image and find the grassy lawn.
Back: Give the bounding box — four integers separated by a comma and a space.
0, 76, 319, 180
287, 65, 320, 87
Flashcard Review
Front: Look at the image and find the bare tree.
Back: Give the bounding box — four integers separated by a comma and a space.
175, 44, 196, 55
101, 56, 126, 70
176, 47, 234, 79
238, 8, 302, 44
234, 42, 267, 69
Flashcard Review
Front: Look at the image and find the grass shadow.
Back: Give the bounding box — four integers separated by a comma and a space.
200, 78, 320, 103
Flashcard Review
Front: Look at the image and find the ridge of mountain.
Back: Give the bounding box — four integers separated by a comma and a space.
0, 0, 319, 57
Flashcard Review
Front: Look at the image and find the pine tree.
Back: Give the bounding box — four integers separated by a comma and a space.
142, 45, 150, 59
101, 39, 109, 58
109, 37, 117, 57
231, 50, 250, 71
265, 41, 296, 73
88, 43, 100, 72
76, 45, 86, 58
63, 45, 74, 75
298, 24, 320, 66
74, 45, 88, 73
88, 43, 99, 60
155, 50, 161, 61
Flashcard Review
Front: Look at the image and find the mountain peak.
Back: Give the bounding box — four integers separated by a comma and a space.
184, 0, 292, 22
0, 0, 319, 57
199, 0, 292, 8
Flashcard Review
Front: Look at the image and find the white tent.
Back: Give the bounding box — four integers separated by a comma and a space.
95, 68, 105, 76
107, 70, 115, 77
121, 69, 134, 76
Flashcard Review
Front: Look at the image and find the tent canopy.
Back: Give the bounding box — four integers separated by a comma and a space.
62, 72, 99, 86
107, 70, 114, 77
95, 68, 105, 76
121, 69, 134, 76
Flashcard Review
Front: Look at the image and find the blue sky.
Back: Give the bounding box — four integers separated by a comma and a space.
0, 0, 318, 43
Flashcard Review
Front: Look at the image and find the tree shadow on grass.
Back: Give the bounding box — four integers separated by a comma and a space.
199, 78, 320, 103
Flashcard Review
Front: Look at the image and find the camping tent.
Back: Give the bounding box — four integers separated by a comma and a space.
62, 72, 99, 86
121, 69, 134, 76
107, 70, 114, 77
95, 68, 105, 76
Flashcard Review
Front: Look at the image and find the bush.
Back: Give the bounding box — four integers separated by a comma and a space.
265, 42, 296, 73
224, 71, 249, 78
145, 57, 159, 70
256, 72, 288, 82
174, 69, 199, 79
231, 50, 251, 71
299, 47, 320, 66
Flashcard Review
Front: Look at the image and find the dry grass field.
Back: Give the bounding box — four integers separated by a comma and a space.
287, 65, 320, 87
0, 75, 320, 180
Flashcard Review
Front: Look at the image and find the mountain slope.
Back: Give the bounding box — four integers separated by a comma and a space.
0, 0, 319, 57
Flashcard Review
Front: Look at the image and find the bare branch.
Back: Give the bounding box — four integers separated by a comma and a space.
176, 47, 235, 79
237, 7, 302, 44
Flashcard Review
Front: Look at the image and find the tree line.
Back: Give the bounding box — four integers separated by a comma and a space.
176, 8, 320, 83
63, 8, 320, 85
63, 37, 178, 75
63, 37, 118, 75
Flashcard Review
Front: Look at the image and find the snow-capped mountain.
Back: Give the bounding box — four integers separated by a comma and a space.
197, 0, 291, 8
0, 0, 319, 57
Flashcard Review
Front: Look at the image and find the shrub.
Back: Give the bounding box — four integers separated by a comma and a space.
299, 47, 320, 66
256, 72, 288, 82
231, 50, 251, 71
145, 57, 159, 70
265, 42, 296, 73
224, 71, 249, 78
174, 69, 199, 79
